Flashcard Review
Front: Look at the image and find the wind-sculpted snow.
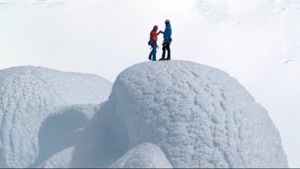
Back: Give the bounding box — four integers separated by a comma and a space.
40, 146, 74, 168
110, 143, 172, 168
50, 61, 287, 168
108, 61, 288, 168
0, 66, 111, 168
0, 62, 288, 168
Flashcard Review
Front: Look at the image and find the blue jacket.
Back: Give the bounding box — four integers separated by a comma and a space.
163, 24, 172, 40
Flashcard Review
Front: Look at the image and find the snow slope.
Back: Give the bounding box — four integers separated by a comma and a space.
108, 61, 288, 168
43, 61, 288, 168
0, 66, 111, 168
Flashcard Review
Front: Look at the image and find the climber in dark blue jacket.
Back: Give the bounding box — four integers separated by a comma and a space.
159, 19, 172, 61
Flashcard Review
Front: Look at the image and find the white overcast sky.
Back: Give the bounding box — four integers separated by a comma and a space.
0, 0, 299, 167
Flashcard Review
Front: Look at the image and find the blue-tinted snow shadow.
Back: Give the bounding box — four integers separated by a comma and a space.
69, 101, 129, 167
31, 105, 91, 167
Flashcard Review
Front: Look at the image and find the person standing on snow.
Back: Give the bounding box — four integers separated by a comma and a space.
159, 19, 172, 61
148, 25, 161, 61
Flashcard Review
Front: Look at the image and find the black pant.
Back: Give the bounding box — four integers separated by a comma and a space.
162, 41, 171, 60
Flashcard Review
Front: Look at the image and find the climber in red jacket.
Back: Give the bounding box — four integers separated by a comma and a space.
148, 25, 161, 61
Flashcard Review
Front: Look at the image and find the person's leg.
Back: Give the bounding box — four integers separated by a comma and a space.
161, 45, 166, 60
149, 50, 152, 60
149, 44, 155, 60
153, 46, 157, 61
166, 43, 171, 60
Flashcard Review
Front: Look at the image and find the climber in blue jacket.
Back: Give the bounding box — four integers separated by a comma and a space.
159, 19, 172, 61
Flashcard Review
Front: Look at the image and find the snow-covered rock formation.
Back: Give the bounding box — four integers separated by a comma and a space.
0, 66, 111, 168
106, 61, 288, 168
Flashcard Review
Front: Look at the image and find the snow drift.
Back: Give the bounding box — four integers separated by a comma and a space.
107, 61, 288, 168
0, 66, 111, 168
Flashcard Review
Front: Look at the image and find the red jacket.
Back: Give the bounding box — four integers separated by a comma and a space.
150, 29, 159, 42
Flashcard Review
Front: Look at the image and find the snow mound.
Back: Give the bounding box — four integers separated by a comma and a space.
108, 61, 288, 168
40, 146, 74, 168
110, 143, 172, 168
33, 104, 100, 167
36, 104, 102, 168
0, 66, 111, 168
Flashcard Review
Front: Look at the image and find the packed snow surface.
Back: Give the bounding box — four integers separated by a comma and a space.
40, 146, 75, 168
107, 61, 288, 168
0, 61, 288, 168
0, 66, 111, 168
110, 143, 172, 168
